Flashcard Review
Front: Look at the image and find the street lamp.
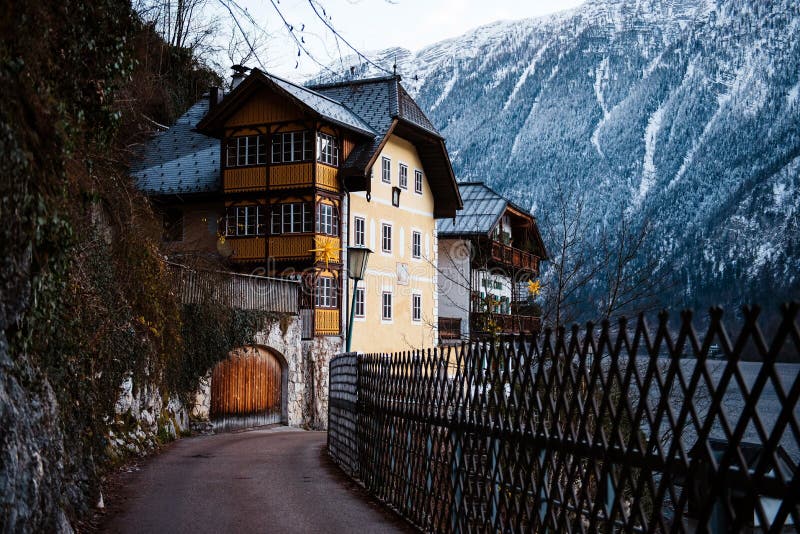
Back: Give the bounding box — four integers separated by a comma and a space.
346, 246, 372, 352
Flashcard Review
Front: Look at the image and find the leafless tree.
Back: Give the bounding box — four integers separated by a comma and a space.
597, 212, 663, 321
539, 183, 601, 329
539, 183, 665, 329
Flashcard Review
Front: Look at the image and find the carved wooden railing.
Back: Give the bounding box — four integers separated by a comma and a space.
470, 312, 541, 335
489, 240, 540, 272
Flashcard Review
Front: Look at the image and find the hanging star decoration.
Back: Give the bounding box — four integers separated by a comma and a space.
527, 279, 541, 297
309, 236, 343, 269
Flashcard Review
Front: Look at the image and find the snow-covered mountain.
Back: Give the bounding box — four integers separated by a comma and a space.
317, 0, 800, 316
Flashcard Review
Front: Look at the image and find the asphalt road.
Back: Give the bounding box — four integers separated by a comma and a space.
100, 427, 412, 533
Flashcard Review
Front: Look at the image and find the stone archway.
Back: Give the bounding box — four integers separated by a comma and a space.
210, 345, 288, 431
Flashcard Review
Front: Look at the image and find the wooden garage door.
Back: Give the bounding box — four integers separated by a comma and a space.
210, 346, 283, 430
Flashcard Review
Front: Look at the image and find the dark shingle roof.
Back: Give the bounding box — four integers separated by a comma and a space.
264, 72, 375, 136
310, 76, 443, 173
437, 182, 510, 236
196, 70, 375, 138
132, 99, 220, 195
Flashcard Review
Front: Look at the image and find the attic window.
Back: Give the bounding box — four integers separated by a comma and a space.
382, 157, 391, 184
414, 169, 423, 194
399, 164, 408, 189
226, 135, 266, 167
317, 132, 339, 166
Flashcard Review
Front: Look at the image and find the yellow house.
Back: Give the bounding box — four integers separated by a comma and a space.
309, 77, 461, 353
134, 69, 461, 353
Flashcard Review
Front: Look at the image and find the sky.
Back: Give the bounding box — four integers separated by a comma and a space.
216, 0, 586, 79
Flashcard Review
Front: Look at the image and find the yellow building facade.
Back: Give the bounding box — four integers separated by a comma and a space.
348, 134, 439, 353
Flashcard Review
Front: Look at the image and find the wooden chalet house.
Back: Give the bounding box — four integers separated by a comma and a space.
437, 182, 547, 341
133, 68, 461, 351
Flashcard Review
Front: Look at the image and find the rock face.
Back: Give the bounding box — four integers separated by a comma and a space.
108, 374, 190, 460
0, 339, 73, 533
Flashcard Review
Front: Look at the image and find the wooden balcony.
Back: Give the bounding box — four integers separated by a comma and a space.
314, 308, 340, 335
224, 167, 265, 192
489, 241, 540, 273
438, 317, 462, 341
270, 162, 313, 189
265, 235, 342, 264
470, 312, 541, 336
223, 162, 339, 193
228, 237, 265, 262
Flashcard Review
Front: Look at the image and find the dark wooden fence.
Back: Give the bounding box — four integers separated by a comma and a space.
329, 304, 800, 532
167, 262, 299, 314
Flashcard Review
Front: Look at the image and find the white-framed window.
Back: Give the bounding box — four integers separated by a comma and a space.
382, 156, 391, 183
315, 276, 337, 308
316, 202, 339, 236
226, 135, 266, 167
317, 132, 339, 166
354, 286, 365, 318
412, 231, 422, 259
271, 203, 312, 234
414, 169, 423, 194
412, 293, 422, 322
225, 205, 265, 236
399, 163, 408, 189
271, 130, 313, 163
353, 216, 366, 247
381, 223, 392, 253
382, 291, 393, 320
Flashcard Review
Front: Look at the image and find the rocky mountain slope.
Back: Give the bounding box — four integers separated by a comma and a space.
322, 0, 800, 317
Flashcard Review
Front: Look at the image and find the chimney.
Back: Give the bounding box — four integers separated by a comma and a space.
231, 64, 249, 90
208, 86, 220, 110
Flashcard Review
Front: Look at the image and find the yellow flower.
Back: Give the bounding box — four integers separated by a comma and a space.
527, 279, 541, 297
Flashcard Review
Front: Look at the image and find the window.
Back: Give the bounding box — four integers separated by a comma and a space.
271, 203, 312, 234
382, 291, 393, 320
316, 132, 339, 166
314, 276, 337, 308
224, 205, 265, 237
382, 156, 391, 183
316, 203, 339, 236
353, 216, 365, 247
354, 287, 365, 318
381, 223, 392, 253
271, 131, 313, 163
414, 169, 423, 194
399, 163, 408, 189
163, 208, 183, 242
412, 294, 422, 322
412, 231, 422, 259
226, 135, 266, 167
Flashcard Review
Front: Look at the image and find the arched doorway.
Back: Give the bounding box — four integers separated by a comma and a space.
210, 346, 287, 431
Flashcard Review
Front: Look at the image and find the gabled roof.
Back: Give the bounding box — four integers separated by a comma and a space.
131, 99, 221, 195
196, 69, 376, 138
437, 182, 547, 258
309, 76, 461, 218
